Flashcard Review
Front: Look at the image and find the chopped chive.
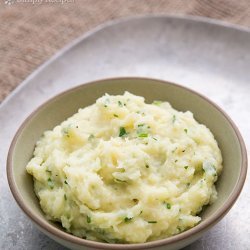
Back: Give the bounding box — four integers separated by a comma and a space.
184, 128, 188, 133
137, 124, 144, 127
119, 127, 127, 137
172, 115, 176, 123
46, 169, 51, 173
124, 217, 133, 222
113, 114, 119, 117
153, 137, 158, 141
64, 194, 67, 200
184, 166, 189, 169
87, 216, 91, 223
148, 221, 157, 224
138, 133, 148, 138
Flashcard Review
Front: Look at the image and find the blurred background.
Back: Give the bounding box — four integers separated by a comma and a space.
1, 0, 250, 102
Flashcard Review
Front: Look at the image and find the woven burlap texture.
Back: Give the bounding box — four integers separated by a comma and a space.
1, 0, 250, 102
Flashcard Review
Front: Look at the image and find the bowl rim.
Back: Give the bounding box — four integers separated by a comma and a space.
7, 77, 248, 249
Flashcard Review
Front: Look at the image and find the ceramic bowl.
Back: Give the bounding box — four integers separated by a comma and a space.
7, 77, 247, 250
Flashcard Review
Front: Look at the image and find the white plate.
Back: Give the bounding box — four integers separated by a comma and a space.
1, 15, 249, 250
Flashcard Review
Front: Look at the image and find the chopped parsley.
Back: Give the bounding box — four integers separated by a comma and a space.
148, 221, 157, 224
184, 128, 188, 133
124, 217, 133, 222
47, 178, 54, 189
87, 216, 91, 223
165, 203, 171, 209
119, 127, 127, 137
113, 114, 119, 117
184, 166, 189, 169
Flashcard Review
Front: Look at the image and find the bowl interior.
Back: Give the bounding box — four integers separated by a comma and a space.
9, 78, 243, 238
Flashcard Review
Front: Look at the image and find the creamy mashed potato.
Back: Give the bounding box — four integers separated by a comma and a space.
26, 92, 222, 243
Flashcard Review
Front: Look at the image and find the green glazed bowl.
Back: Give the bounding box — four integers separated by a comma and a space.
7, 78, 247, 250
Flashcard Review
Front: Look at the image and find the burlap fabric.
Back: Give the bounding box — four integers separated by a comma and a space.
1, 0, 250, 102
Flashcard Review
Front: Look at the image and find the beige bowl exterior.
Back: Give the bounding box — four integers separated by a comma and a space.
7, 78, 247, 250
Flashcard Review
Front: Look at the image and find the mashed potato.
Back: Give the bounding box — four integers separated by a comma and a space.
26, 92, 222, 243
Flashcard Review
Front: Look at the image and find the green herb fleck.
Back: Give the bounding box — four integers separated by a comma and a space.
172, 115, 176, 123
138, 124, 144, 127
64, 194, 67, 201
46, 169, 52, 173
118, 101, 123, 107
64, 180, 68, 185
62, 127, 70, 138
119, 127, 127, 137
47, 178, 54, 189
184, 129, 188, 133
165, 203, 171, 209
153, 137, 158, 141
87, 216, 91, 223
124, 217, 133, 222
175, 159, 178, 163
114, 178, 127, 183
138, 133, 148, 138
113, 114, 119, 117
148, 221, 157, 224
145, 164, 149, 168
184, 166, 189, 169
153, 100, 162, 106
88, 134, 95, 140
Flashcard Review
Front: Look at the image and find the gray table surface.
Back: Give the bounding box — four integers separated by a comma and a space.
0, 15, 249, 250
